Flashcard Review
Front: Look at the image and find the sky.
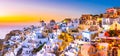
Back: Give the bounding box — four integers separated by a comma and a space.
0, 0, 120, 24
0, 0, 120, 39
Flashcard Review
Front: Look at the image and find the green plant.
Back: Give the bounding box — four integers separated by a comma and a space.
32, 42, 46, 54
108, 30, 118, 37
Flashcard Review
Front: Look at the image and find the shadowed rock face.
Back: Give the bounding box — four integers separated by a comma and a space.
0, 39, 4, 50
0, 39, 4, 56
9, 30, 22, 35
4, 30, 22, 41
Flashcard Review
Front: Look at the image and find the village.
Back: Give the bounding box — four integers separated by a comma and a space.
0, 7, 120, 56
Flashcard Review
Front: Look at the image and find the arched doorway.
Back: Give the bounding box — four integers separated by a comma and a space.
112, 47, 118, 56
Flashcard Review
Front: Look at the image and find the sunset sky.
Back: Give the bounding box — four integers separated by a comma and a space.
0, 0, 120, 24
